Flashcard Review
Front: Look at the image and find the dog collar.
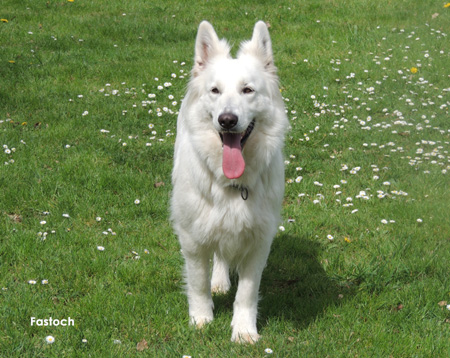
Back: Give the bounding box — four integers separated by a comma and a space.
230, 184, 249, 200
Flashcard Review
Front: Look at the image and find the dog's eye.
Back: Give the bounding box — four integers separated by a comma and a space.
211, 87, 220, 94
242, 87, 254, 94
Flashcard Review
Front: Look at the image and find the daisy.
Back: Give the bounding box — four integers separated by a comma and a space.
45, 336, 55, 344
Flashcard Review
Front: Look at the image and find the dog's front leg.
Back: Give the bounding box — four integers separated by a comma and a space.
231, 244, 271, 344
183, 251, 214, 328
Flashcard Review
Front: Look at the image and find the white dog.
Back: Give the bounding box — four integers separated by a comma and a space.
171, 20, 288, 343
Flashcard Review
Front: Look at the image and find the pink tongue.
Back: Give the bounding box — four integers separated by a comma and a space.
222, 133, 245, 179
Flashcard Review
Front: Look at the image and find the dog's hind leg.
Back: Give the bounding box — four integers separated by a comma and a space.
211, 253, 231, 295
183, 250, 214, 328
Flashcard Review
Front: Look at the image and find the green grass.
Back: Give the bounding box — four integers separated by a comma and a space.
1, 0, 450, 356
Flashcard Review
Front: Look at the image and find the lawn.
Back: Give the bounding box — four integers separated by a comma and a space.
1, 0, 450, 356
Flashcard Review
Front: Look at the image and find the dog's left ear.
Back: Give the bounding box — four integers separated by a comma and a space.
239, 21, 276, 74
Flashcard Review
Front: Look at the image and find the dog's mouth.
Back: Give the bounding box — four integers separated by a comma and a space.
219, 119, 255, 180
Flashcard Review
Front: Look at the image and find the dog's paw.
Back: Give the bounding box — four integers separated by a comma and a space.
231, 331, 261, 344
211, 282, 230, 295
190, 316, 213, 329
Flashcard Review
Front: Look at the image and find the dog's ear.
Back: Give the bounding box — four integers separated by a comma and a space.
193, 21, 230, 77
239, 21, 276, 74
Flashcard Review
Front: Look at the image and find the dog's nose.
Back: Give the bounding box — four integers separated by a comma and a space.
218, 113, 238, 130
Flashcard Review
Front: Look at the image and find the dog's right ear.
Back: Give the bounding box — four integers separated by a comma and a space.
193, 21, 230, 76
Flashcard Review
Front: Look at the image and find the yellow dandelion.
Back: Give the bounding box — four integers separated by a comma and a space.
21, 122, 27, 126
344, 237, 352, 243
410, 67, 418, 74
1, 19, 8, 23
68, 0, 74, 2
444, 3, 450, 8
8, 60, 15, 64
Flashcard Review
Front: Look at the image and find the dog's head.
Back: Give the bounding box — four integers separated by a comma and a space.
188, 21, 284, 179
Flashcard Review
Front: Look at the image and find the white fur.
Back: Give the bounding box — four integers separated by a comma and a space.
171, 21, 288, 344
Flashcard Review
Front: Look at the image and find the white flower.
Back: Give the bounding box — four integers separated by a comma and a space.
28, 280, 37, 285
96, 217, 102, 222
134, 199, 140, 205
97, 246, 105, 251
45, 336, 55, 344
265, 348, 274, 354
279, 226, 285, 231
40, 220, 47, 225
381, 219, 388, 224
41, 279, 49, 285
82, 111, 89, 116
327, 235, 334, 241
295, 176, 303, 183
417, 218, 423, 223
62, 213, 70, 218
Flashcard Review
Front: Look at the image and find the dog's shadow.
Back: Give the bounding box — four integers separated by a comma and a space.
214, 234, 350, 330
260, 234, 349, 329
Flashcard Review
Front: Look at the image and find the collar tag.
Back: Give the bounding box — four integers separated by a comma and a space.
240, 187, 248, 200
229, 184, 249, 200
